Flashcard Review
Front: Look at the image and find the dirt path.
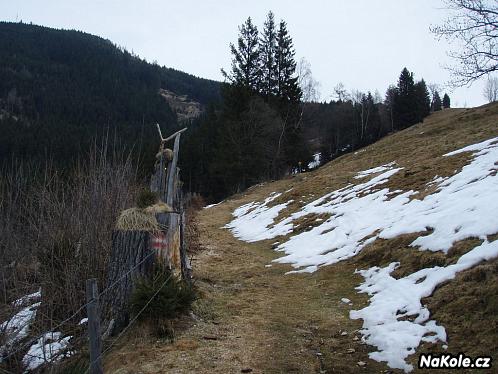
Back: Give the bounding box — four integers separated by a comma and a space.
105, 191, 389, 374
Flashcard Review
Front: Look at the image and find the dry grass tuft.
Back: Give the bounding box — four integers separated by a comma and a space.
144, 201, 173, 214
290, 213, 332, 235
115, 208, 160, 232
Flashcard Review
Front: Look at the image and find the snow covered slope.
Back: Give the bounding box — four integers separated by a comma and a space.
225, 104, 498, 372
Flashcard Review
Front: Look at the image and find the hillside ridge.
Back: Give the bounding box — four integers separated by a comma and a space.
105, 103, 498, 373
0, 21, 220, 165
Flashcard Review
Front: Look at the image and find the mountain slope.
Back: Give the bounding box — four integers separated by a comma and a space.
0, 22, 220, 164
223, 103, 498, 372
104, 103, 497, 373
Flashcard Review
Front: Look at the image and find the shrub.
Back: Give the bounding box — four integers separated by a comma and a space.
130, 265, 196, 321
136, 189, 158, 209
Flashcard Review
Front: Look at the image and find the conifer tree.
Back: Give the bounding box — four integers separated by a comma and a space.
398, 68, 415, 97
222, 17, 261, 91
259, 11, 278, 99
414, 79, 431, 122
275, 20, 301, 102
442, 93, 451, 109
274, 20, 308, 174
432, 90, 442, 111
394, 67, 417, 129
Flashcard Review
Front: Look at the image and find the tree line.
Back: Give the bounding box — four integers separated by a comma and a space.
180, 11, 452, 201
181, 12, 311, 201
308, 68, 451, 165
0, 22, 220, 171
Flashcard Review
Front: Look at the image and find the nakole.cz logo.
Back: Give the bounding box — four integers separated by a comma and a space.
419, 353, 492, 369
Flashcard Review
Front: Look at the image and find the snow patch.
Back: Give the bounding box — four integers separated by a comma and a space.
227, 136, 498, 372
308, 153, 321, 169
225, 193, 294, 242
13, 289, 41, 307
351, 239, 498, 372
0, 302, 40, 350
354, 162, 397, 179
22, 332, 73, 371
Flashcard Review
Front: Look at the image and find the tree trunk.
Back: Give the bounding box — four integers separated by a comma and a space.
103, 230, 154, 335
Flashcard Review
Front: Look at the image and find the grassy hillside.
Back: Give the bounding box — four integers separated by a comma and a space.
220, 103, 498, 372
0, 22, 220, 166
101, 103, 497, 374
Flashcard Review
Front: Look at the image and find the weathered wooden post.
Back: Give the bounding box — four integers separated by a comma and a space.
152, 125, 187, 267
102, 123, 191, 338
103, 230, 153, 334
179, 207, 192, 285
86, 278, 103, 374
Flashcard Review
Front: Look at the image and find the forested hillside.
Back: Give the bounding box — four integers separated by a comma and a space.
180, 13, 451, 202
0, 22, 220, 167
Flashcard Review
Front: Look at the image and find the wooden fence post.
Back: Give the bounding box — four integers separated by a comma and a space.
103, 230, 153, 334
86, 278, 103, 374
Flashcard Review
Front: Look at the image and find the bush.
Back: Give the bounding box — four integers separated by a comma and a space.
136, 189, 159, 209
130, 265, 196, 321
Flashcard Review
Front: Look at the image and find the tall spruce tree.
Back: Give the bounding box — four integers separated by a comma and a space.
276, 20, 301, 102
394, 67, 417, 129
222, 17, 261, 91
384, 85, 398, 132
432, 90, 442, 111
259, 11, 278, 99
274, 20, 308, 173
414, 79, 431, 122
442, 93, 451, 109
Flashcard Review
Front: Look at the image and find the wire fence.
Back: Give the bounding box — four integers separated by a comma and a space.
84, 272, 174, 374
1, 247, 161, 371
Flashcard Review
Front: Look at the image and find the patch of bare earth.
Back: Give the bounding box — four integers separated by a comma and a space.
104, 198, 388, 373
105, 104, 498, 373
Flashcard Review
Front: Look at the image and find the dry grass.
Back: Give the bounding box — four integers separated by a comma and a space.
411, 257, 498, 371
115, 208, 160, 232
104, 103, 498, 373
0, 140, 141, 372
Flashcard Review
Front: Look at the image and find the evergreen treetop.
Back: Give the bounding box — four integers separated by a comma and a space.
260, 11, 278, 99
222, 17, 260, 91
442, 93, 451, 108
414, 79, 431, 122
432, 90, 442, 111
276, 20, 301, 103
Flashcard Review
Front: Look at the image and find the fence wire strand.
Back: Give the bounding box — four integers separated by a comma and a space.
84, 272, 174, 374
1, 248, 157, 367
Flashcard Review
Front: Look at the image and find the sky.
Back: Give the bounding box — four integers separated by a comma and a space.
0, 0, 490, 107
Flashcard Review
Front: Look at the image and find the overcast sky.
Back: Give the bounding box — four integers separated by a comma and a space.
0, 0, 490, 107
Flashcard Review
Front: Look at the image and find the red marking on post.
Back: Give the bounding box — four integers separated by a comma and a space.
151, 232, 167, 251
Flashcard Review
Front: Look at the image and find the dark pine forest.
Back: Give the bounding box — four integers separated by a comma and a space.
0, 22, 220, 170
0, 20, 450, 201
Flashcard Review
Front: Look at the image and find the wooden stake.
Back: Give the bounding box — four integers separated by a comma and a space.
86, 279, 103, 374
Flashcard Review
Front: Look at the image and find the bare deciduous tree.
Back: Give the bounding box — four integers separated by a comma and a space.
483, 75, 498, 102
333, 82, 349, 102
431, 0, 498, 86
297, 57, 320, 102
